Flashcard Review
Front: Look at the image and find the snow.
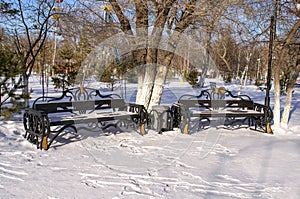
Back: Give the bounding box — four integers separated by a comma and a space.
1, 76, 300, 198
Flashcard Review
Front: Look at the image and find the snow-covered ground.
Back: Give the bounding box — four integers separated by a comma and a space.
0, 76, 300, 198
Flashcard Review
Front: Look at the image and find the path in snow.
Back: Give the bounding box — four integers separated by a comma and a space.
1, 122, 299, 198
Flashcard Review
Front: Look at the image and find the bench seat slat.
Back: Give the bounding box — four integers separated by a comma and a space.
49, 111, 139, 125
190, 109, 264, 117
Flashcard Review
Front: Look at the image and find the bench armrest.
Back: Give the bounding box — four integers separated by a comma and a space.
23, 108, 50, 149
127, 103, 148, 123
253, 103, 273, 124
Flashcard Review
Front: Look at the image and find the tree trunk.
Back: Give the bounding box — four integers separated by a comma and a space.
138, 63, 157, 108
136, 26, 167, 109
199, 48, 210, 87
135, 65, 145, 103
238, 67, 247, 96
133, 0, 149, 106
138, 47, 158, 109
199, 33, 212, 87
281, 86, 293, 128
273, 64, 281, 130
236, 50, 240, 79
238, 52, 251, 95
134, 48, 147, 105
23, 73, 29, 108
149, 65, 168, 109
281, 64, 300, 126
272, 20, 300, 131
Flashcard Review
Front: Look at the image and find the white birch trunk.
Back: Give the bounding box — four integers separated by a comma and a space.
273, 65, 281, 130
136, 28, 164, 109
281, 87, 293, 126
281, 64, 300, 126
134, 28, 148, 105
238, 53, 250, 96
148, 65, 168, 109
236, 50, 240, 79
238, 68, 246, 96
135, 48, 146, 105
136, 66, 145, 104
139, 63, 157, 109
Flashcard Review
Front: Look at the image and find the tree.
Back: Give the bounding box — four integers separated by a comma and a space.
0, 2, 25, 118
81, 0, 299, 130
51, 44, 79, 90
281, 59, 300, 127
2, 0, 56, 109
0, 29, 26, 118
100, 0, 242, 110
271, 1, 300, 131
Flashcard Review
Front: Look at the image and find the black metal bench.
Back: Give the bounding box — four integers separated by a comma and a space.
23, 87, 148, 150
171, 87, 273, 134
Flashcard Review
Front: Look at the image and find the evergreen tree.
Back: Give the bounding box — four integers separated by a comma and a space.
0, 36, 27, 119
51, 44, 79, 90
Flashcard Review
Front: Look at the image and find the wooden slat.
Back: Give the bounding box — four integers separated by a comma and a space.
190, 109, 264, 117
49, 111, 139, 126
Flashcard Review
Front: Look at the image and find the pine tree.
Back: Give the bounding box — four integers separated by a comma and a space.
0, 40, 27, 119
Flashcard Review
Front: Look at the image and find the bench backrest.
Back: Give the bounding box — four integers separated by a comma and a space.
31, 87, 126, 115
179, 88, 252, 101
34, 99, 126, 115
178, 99, 254, 110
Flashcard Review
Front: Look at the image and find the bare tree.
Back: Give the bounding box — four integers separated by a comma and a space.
103, 0, 245, 110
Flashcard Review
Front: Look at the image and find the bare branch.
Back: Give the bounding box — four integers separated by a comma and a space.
110, 0, 133, 34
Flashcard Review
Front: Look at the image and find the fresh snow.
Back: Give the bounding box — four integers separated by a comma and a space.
0, 76, 300, 198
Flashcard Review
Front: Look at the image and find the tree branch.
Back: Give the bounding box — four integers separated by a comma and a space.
174, 0, 198, 33
283, 20, 300, 45
109, 0, 133, 34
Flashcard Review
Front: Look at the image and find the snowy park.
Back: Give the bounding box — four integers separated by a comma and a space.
1, 77, 300, 198
1, 0, 300, 198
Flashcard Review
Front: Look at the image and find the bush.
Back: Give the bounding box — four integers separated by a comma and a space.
255, 79, 263, 87
224, 74, 232, 83
184, 70, 200, 88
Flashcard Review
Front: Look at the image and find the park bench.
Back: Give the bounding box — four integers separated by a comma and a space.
23, 87, 148, 150
171, 85, 273, 134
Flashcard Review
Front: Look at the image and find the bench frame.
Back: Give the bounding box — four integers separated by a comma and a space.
171, 88, 273, 134
23, 87, 148, 150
